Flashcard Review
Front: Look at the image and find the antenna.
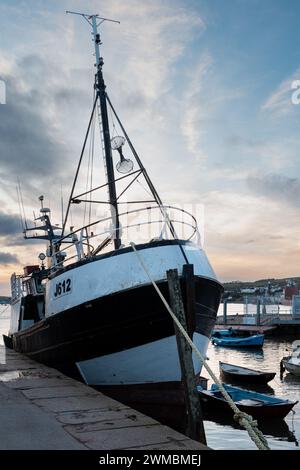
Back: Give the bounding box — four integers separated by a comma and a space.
66, 11, 120, 69
66, 11, 120, 25
39, 195, 44, 210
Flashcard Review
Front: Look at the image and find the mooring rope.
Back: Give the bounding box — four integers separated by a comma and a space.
130, 242, 270, 450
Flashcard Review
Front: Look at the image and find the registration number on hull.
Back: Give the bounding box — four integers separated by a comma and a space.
53, 278, 72, 298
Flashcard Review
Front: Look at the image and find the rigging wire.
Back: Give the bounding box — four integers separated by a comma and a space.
136, 178, 155, 199
16, 184, 25, 231
83, 92, 96, 228
106, 93, 189, 264
108, 100, 117, 138
17, 178, 28, 229
0, 304, 9, 318
61, 94, 98, 237
88, 107, 96, 228
60, 184, 64, 230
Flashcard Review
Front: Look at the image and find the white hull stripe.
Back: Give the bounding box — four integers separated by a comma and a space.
76, 332, 209, 385
45, 242, 217, 316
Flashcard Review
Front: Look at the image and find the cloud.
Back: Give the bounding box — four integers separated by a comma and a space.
247, 173, 300, 208
0, 252, 19, 265
180, 54, 213, 161
0, 55, 71, 184
201, 189, 300, 281
0, 210, 22, 236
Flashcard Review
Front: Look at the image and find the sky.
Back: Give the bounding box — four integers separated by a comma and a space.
1, 0, 300, 294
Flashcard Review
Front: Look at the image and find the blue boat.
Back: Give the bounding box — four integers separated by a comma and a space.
212, 328, 235, 337
197, 383, 297, 419
211, 333, 264, 348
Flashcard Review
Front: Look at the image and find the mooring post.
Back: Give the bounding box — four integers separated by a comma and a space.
167, 268, 207, 445
256, 298, 261, 326
182, 264, 196, 336
223, 298, 228, 325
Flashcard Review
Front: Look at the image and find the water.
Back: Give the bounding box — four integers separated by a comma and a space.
0, 304, 10, 344
202, 338, 300, 450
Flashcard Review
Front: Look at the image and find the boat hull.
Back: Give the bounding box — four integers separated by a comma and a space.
10, 272, 222, 386
212, 334, 264, 348
282, 358, 300, 377
219, 362, 276, 385
198, 385, 297, 420
77, 332, 208, 385
220, 370, 275, 385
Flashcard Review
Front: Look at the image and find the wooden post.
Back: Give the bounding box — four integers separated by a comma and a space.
223, 299, 228, 325
256, 298, 261, 326
182, 264, 196, 337
167, 268, 207, 445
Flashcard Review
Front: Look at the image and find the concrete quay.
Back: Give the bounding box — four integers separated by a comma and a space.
0, 345, 209, 450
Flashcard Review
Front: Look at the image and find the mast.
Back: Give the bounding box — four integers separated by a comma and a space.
63, 11, 189, 263
66, 11, 121, 250
91, 16, 121, 250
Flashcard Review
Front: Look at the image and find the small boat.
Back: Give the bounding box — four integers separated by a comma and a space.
219, 361, 276, 384
212, 328, 237, 337
197, 383, 297, 420
211, 334, 264, 348
281, 344, 300, 377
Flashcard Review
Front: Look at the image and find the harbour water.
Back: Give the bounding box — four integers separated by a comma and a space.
202, 338, 300, 450
0, 304, 299, 450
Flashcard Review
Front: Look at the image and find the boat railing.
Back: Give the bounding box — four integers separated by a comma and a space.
51, 205, 201, 269
10, 273, 25, 302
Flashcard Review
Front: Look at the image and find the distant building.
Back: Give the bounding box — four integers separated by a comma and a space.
240, 288, 257, 295
284, 284, 300, 300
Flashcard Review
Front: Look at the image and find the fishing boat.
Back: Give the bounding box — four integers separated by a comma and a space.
4, 12, 223, 399
280, 343, 300, 377
219, 361, 276, 384
211, 334, 264, 348
197, 383, 297, 420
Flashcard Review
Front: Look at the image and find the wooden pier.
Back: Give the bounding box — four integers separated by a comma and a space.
215, 313, 300, 335
0, 344, 209, 450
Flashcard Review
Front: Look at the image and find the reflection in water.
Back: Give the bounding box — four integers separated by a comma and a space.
202, 338, 300, 449
204, 412, 299, 446
282, 373, 300, 386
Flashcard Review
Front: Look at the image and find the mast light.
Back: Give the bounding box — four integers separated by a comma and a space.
111, 136, 134, 174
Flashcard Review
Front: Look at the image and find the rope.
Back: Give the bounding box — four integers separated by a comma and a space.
130, 242, 270, 450
0, 304, 9, 318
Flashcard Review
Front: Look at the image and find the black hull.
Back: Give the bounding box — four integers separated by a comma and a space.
220, 369, 276, 385
3, 334, 13, 349
198, 390, 296, 420
11, 275, 222, 375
